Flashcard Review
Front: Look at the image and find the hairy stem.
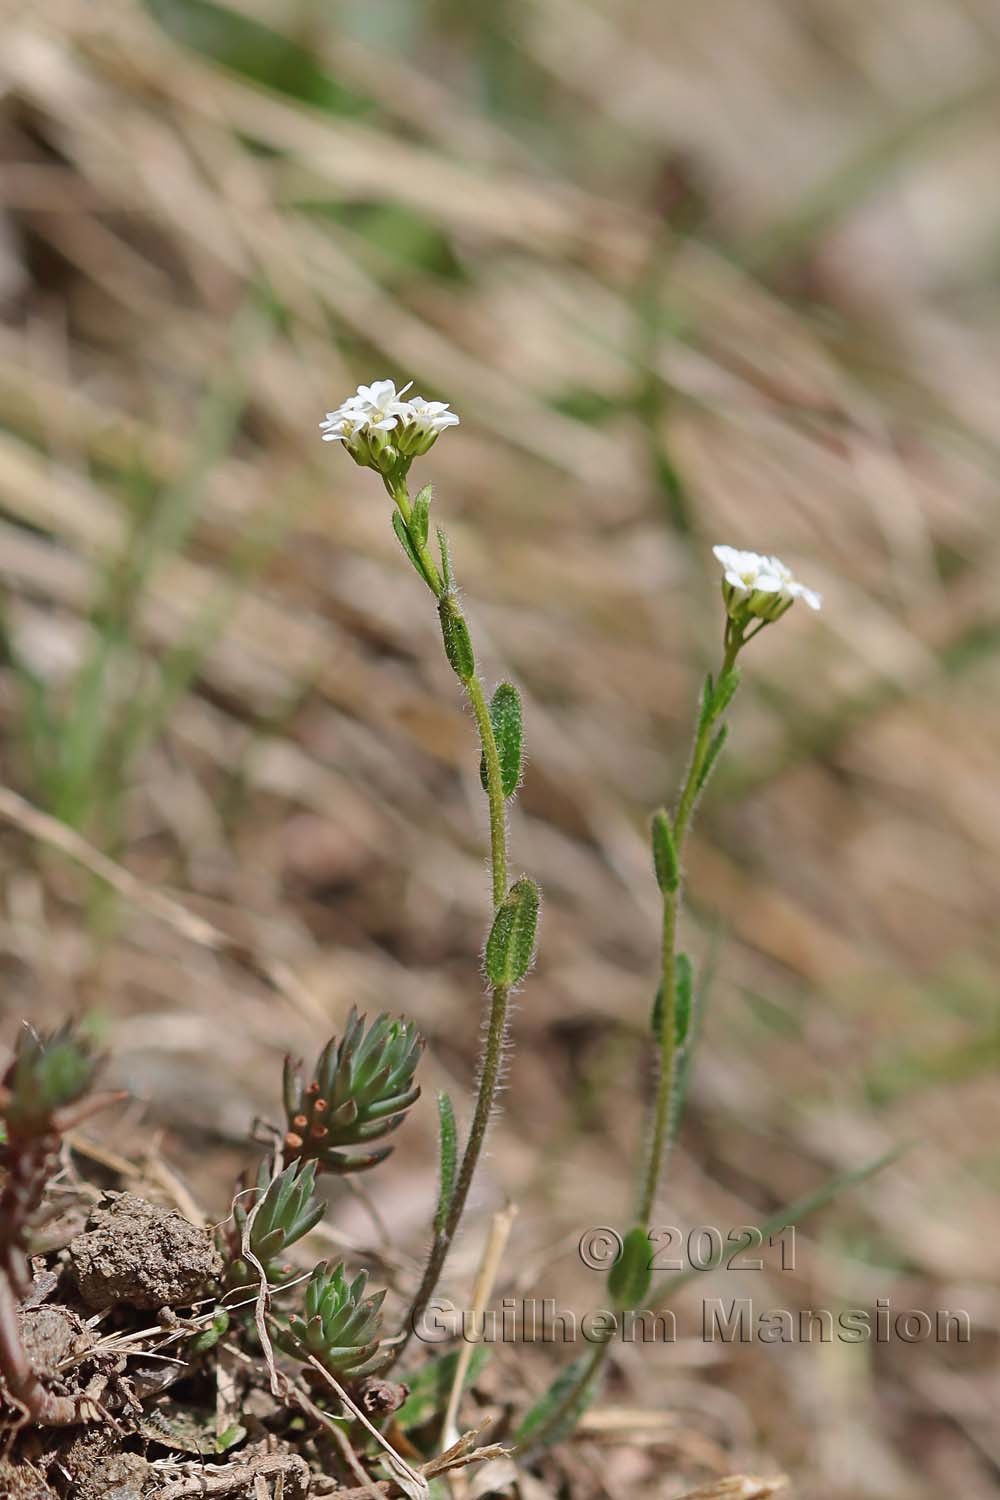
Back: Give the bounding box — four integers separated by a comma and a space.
385, 475, 513, 1364
636, 631, 740, 1225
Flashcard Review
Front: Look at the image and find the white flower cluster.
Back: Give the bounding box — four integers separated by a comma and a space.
320, 379, 459, 472
713, 545, 821, 624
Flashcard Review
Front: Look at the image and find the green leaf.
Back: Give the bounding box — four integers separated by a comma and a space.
479, 682, 523, 798
650, 954, 693, 1048
712, 665, 741, 716
433, 1091, 457, 1236
437, 595, 475, 681
215, 1422, 247, 1453
607, 1226, 652, 1310
436, 526, 456, 592
190, 1308, 230, 1354
674, 953, 693, 1048
410, 483, 432, 547
516, 1349, 605, 1451
395, 1347, 492, 1431
694, 724, 728, 796
650, 982, 664, 1043
696, 672, 715, 737
484, 878, 540, 988
651, 808, 679, 892
393, 509, 433, 589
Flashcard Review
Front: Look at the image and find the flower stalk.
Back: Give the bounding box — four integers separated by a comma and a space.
318, 381, 538, 1367
638, 547, 820, 1225
521, 543, 821, 1452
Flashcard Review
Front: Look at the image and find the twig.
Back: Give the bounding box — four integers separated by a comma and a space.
440, 1204, 517, 1451
676, 1479, 789, 1500
238, 1150, 284, 1397
151, 1452, 311, 1499
302, 1359, 427, 1500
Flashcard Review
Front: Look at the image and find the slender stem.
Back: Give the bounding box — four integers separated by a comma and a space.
465, 675, 508, 908
384, 473, 513, 1365
636, 631, 740, 1226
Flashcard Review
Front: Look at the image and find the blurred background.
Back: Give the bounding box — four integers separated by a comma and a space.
1, 0, 999, 1495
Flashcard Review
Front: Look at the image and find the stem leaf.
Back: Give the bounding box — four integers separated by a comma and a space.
712, 665, 741, 716
607, 1226, 653, 1310
674, 952, 694, 1048
410, 483, 432, 547
479, 682, 523, 798
392, 510, 433, 589
651, 808, 679, 892
436, 525, 456, 592
516, 1350, 605, 1451
438, 595, 475, 681
433, 1091, 457, 1236
485, 878, 539, 988
694, 724, 728, 796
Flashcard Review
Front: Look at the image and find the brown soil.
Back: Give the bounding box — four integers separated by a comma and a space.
68, 1193, 223, 1312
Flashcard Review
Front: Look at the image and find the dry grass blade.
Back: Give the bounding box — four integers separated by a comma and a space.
676, 1480, 789, 1500
0, 786, 324, 1022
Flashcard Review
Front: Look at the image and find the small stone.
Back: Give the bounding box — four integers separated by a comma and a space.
68, 1192, 223, 1311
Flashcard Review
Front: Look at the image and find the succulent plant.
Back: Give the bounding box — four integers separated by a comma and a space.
282, 1009, 423, 1173
277, 1260, 388, 1380
1, 1022, 102, 1137
224, 1158, 325, 1289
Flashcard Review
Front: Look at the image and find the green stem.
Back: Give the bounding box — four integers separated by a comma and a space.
636, 631, 740, 1226
385, 474, 513, 1365
465, 675, 508, 908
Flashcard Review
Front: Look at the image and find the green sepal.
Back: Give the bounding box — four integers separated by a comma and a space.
438, 594, 475, 681
651, 809, 679, 893
484, 878, 540, 988
410, 483, 432, 547
433, 1091, 457, 1236
479, 682, 523, 798
607, 1226, 652, 1310
392, 509, 433, 589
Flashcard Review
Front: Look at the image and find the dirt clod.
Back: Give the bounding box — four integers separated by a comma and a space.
68, 1192, 223, 1310
0, 1457, 59, 1499
19, 1304, 95, 1376
61, 1430, 151, 1500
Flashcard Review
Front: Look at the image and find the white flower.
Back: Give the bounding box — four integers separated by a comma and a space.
713, 544, 821, 623
319, 379, 459, 472
394, 395, 460, 457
